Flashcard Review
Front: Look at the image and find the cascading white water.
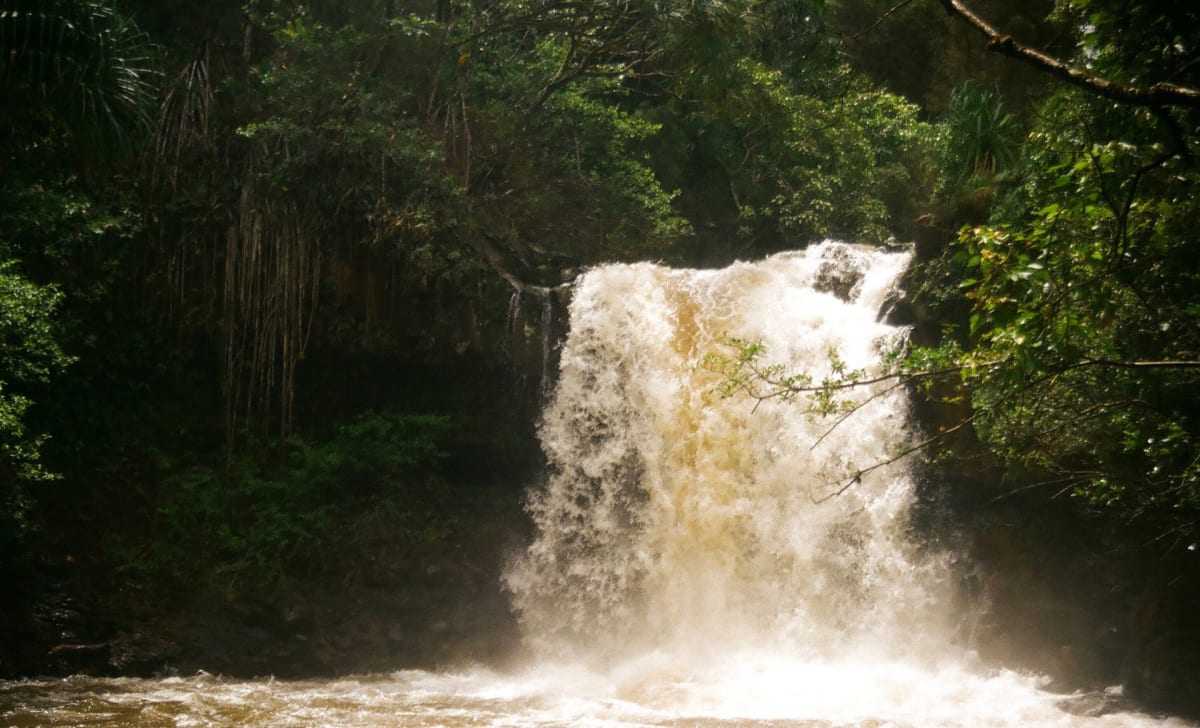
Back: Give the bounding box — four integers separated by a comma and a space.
492, 241, 1193, 726
506, 241, 951, 663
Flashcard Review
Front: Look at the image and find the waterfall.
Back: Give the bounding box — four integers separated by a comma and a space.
505, 241, 956, 665
3, 241, 1189, 727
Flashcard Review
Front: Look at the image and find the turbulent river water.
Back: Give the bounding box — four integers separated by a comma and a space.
2, 242, 1195, 727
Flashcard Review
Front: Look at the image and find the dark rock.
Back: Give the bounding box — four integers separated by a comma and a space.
1057, 685, 1133, 717
813, 245, 865, 301
107, 628, 182, 674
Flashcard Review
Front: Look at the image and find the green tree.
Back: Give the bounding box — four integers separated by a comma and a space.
0, 0, 156, 576
0, 261, 72, 569
0, 264, 71, 482
940, 0, 1200, 536
141, 0, 934, 441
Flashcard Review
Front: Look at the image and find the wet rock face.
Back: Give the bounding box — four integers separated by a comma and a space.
107, 629, 182, 674
0, 566, 116, 678
1121, 580, 1200, 718
918, 467, 1200, 722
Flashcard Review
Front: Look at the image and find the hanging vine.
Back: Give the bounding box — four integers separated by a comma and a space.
149, 75, 322, 447
220, 152, 322, 446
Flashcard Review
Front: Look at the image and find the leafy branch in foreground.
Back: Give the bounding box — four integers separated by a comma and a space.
698, 334, 974, 502
701, 329, 1200, 525
700, 335, 873, 413
700, 334, 971, 409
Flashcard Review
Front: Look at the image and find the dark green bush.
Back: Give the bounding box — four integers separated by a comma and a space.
143, 412, 453, 588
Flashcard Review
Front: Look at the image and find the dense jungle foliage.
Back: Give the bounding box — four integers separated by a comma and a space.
1, 0, 1198, 623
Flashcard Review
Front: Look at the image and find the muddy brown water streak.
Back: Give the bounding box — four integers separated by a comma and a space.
2, 243, 1195, 727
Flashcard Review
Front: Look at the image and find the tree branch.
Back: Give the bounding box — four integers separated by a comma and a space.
811, 410, 982, 504
937, 0, 1200, 110
472, 234, 577, 296
846, 0, 917, 42
1081, 358, 1200, 370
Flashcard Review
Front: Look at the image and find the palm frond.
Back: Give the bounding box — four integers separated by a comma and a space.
1, 0, 159, 143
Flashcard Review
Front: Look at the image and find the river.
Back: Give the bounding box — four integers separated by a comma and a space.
1, 664, 1190, 726
2, 243, 1194, 727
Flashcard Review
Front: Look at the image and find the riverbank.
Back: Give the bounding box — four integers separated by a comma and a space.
0, 483, 528, 681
